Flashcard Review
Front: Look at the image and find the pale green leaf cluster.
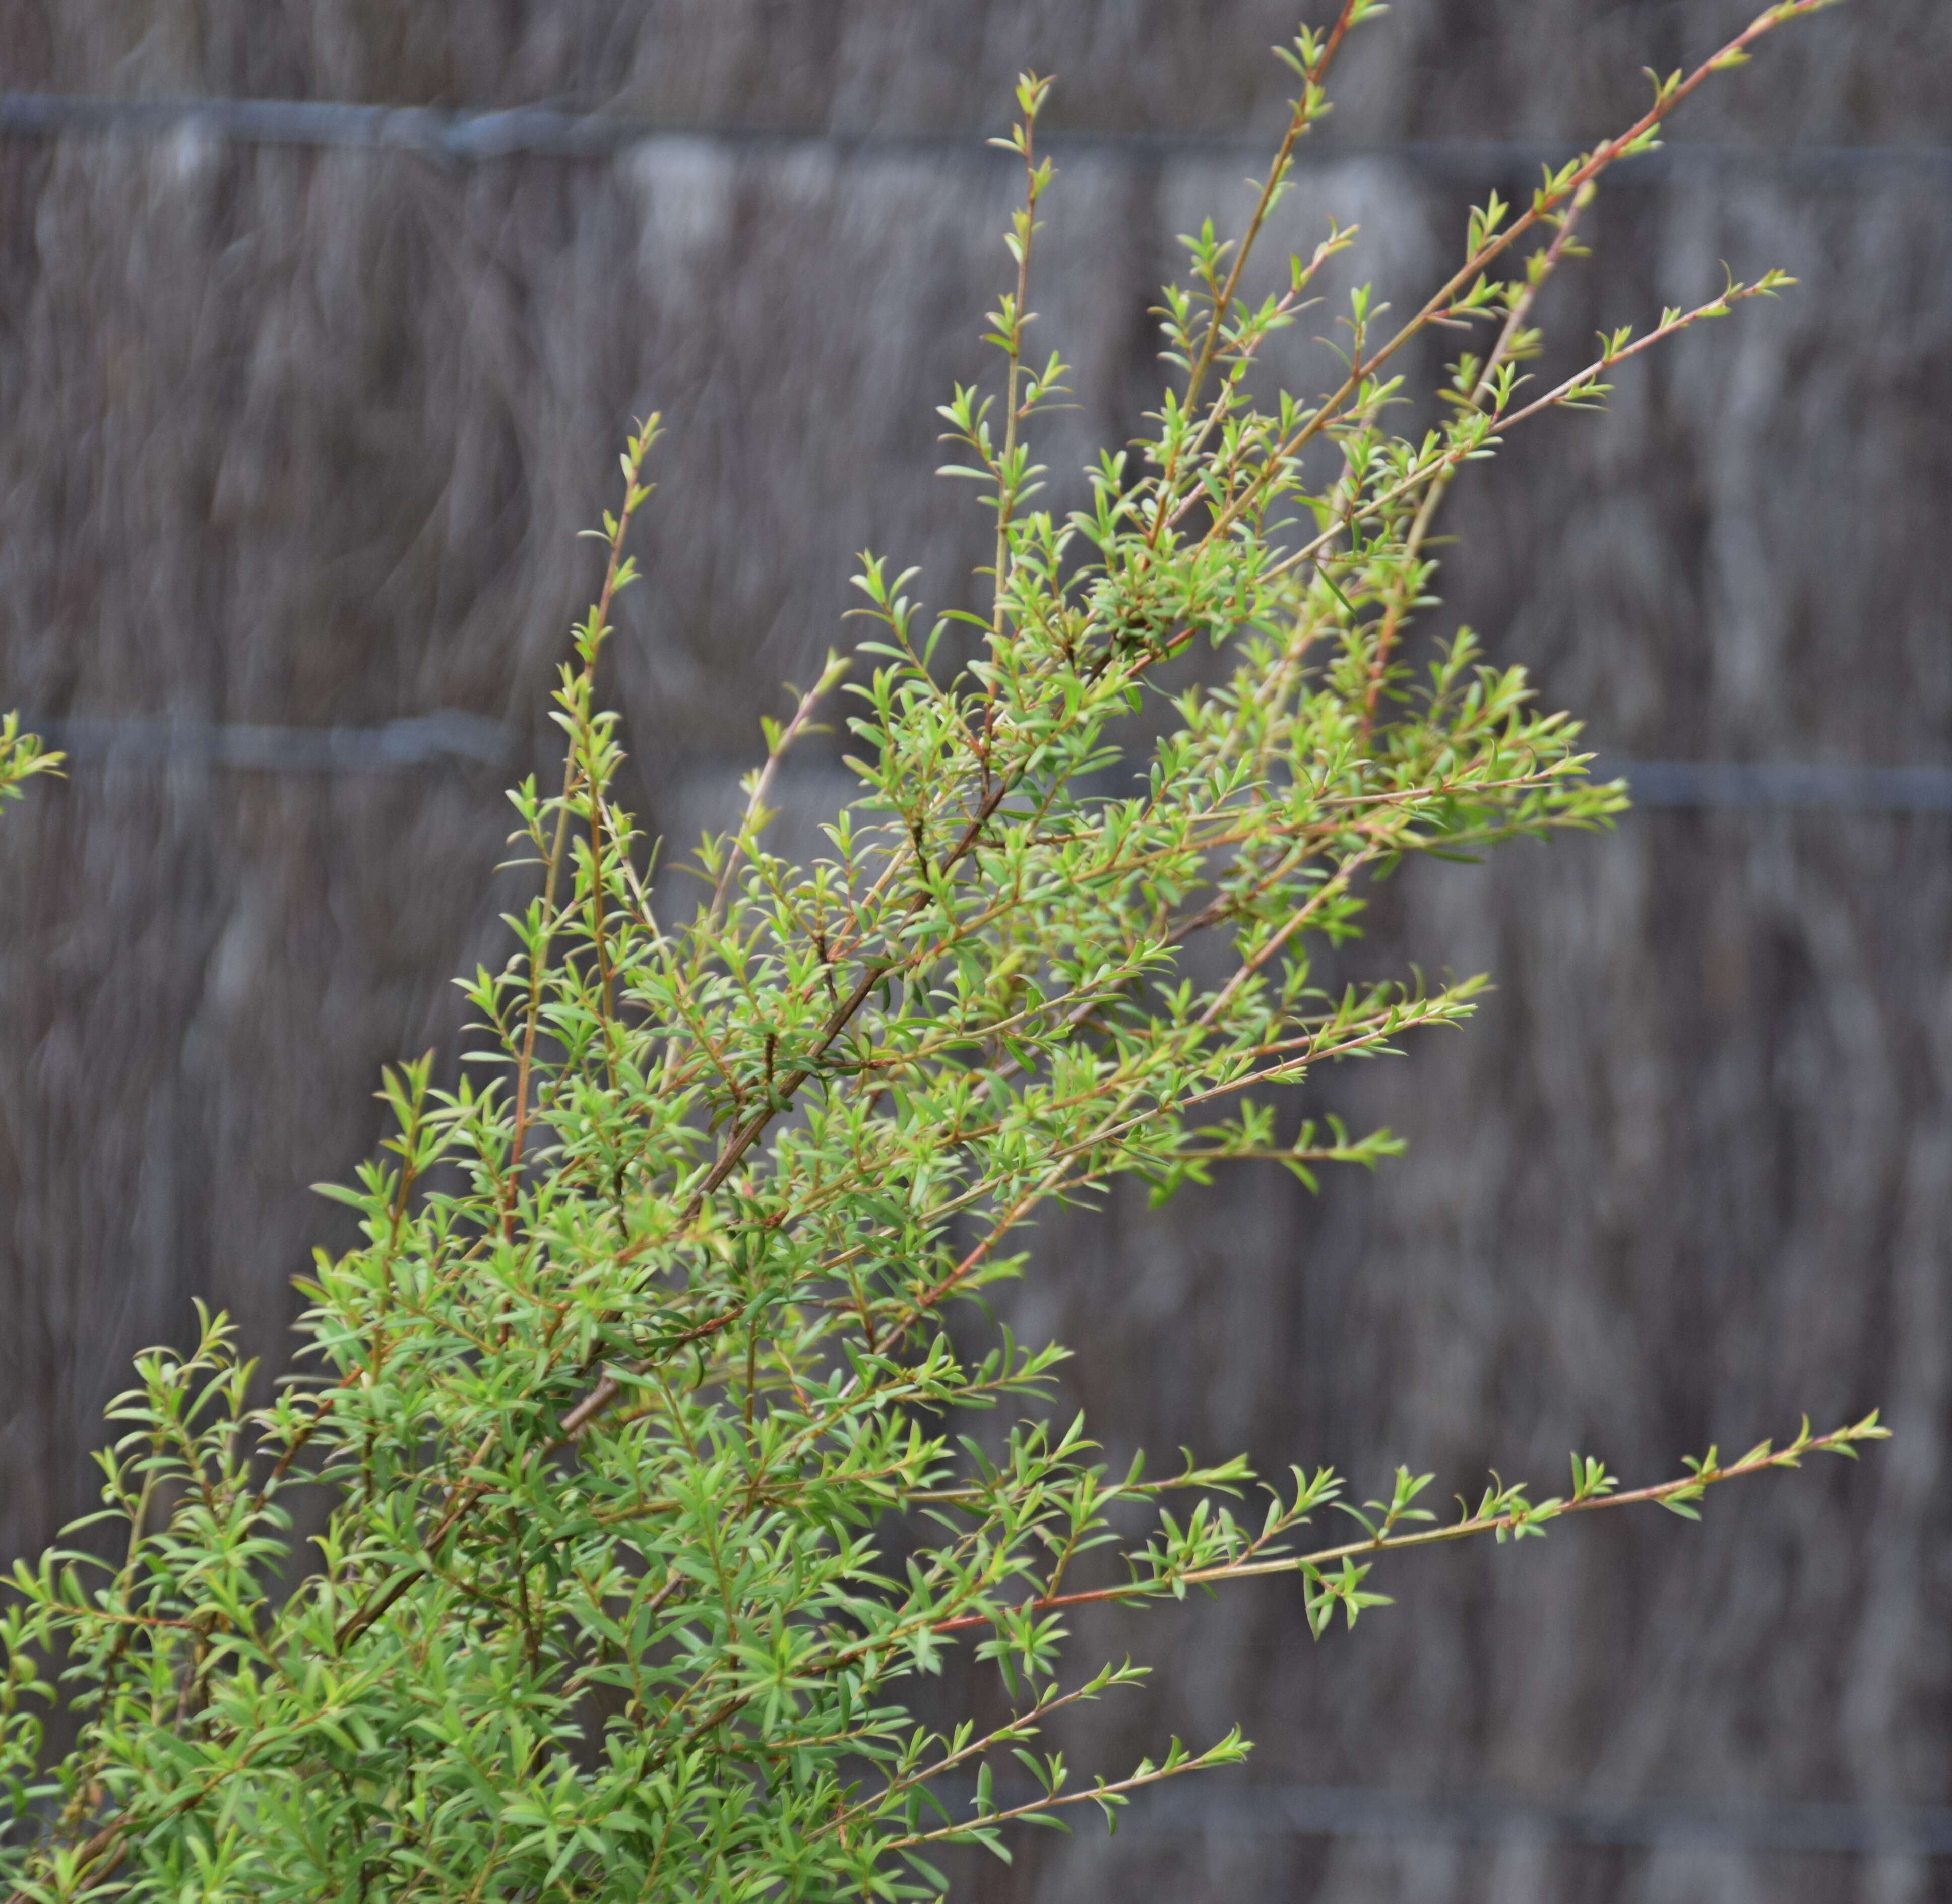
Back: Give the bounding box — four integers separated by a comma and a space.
1, 5, 1881, 1898
0, 715, 59, 811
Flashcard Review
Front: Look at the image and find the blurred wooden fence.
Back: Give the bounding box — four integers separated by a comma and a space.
1, 4, 1948, 1899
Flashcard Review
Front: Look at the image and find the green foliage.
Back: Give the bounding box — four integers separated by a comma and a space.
0, 715, 59, 811
0, 4, 1882, 1897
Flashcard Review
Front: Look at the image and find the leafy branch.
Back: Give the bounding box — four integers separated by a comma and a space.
0, 6, 1873, 1898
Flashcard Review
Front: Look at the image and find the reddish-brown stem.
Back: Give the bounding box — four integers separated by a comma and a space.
924, 1422, 1883, 1635
1146, 0, 1363, 549
1202, 5, 1822, 563
1357, 194, 1592, 740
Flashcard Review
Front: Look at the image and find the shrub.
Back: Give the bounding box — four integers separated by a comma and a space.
1, 5, 1881, 1898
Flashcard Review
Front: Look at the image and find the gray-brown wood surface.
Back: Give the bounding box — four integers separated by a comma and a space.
1, 5, 1946, 1898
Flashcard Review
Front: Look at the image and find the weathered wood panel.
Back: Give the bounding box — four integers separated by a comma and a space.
0, 5, 1947, 1898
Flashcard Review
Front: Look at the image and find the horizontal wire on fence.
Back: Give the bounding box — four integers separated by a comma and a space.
23, 711, 520, 772
18, 716, 1952, 813
0, 93, 1945, 182
1593, 756, 1952, 813
949, 1782, 1952, 1856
